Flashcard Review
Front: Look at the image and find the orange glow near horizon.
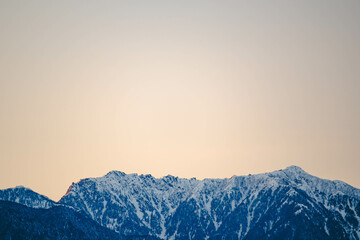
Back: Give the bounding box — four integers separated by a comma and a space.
0, 1, 359, 201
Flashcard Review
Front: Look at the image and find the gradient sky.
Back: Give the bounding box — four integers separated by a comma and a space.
0, 1, 359, 201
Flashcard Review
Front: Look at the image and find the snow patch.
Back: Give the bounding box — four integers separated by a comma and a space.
324, 218, 329, 235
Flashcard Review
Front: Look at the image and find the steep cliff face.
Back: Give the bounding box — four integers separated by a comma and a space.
58, 166, 360, 240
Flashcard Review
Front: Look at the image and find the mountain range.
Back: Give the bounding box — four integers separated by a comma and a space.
1, 166, 360, 240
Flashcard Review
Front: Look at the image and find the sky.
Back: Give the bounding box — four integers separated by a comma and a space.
0, 0, 359, 201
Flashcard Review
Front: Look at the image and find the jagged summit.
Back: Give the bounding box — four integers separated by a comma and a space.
101, 165, 307, 181
284, 164, 306, 172
105, 171, 184, 182
105, 170, 126, 178
1, 166, 360, 239
97, 166, 304, 184
65, 166, 360, 201
57, 166, 360, 239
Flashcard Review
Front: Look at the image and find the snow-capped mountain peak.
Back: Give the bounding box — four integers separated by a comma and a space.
0, 185, 55, 209
1, 166, 359, 239
57, 166, 360, 239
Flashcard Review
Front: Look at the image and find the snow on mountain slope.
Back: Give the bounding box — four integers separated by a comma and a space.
0, 185, 55, 209
59, 166, 360, 240
272, 166, 360, 200
60, 172, 199, 237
